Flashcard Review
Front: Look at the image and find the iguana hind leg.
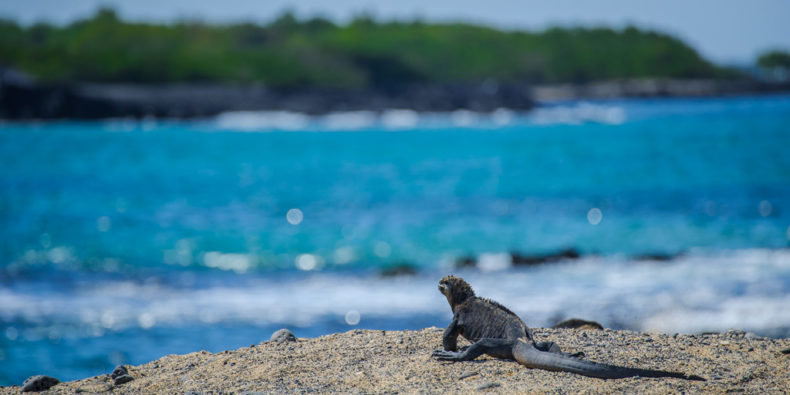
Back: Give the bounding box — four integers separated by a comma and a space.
534, 341, 585, 358
433, 338, 516, 361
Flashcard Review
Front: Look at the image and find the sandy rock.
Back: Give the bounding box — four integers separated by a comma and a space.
2, 327, 789, 394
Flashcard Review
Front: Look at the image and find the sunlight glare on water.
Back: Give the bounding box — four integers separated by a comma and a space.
295, 253, 320, 271
286, 208, 304, 225
345, 310, 361, 326
587, 208, 603, 225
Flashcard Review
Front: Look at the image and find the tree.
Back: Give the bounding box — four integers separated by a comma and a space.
757, 50, 790, 81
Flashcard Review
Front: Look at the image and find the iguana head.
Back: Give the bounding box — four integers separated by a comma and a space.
438, 275, 475, 310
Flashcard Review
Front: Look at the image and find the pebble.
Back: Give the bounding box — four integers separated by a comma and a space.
476, 382, 501, 390
21, 375, 60, 392
110, 365, 128, 380
111, 365, 134, 385
114, 374, 134, 385
270, 328, 297, 343
459, 371, 479, 380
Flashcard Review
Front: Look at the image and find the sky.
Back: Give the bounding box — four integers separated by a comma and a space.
2, 0, 789, 65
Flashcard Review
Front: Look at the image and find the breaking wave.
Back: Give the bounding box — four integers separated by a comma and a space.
3, 249, 789, 337
209, 104, 626, 132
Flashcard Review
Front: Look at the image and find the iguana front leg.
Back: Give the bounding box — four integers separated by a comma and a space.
433, 338, 516, 361
442, 317, 461, 351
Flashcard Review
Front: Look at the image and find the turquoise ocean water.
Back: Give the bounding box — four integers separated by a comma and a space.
1, 96, 790, 384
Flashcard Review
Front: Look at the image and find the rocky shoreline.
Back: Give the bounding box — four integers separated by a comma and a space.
4, 327, 788, 393
0, 72, 534, 120
3, 67, 789, 120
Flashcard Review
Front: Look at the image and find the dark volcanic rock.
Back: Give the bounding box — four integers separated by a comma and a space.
380, 263, 418, 277
111, 365, 134, 385
530, 78, 790, 102
110, 365, 129, 380
21, 375, 59, 392
632, 252, 680, 261
454, 255, 477, 268
0, 69, 117, 119
552, 318, 604, 330
114, 374, 134, 385
510, 248, 581, 266
1, 70, 535, 120
4, 66, 790, 120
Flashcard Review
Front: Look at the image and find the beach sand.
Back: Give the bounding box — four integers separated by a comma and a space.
4, 327, 789, 393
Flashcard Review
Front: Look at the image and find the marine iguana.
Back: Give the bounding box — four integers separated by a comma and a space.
432, 275, 704, 380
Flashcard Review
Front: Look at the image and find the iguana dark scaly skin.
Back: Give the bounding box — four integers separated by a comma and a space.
433, 275, 705, 380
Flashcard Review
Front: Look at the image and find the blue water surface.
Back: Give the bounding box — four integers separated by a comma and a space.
1, 95, 789, 385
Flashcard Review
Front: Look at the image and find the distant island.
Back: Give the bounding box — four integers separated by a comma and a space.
1, 8, 788, 119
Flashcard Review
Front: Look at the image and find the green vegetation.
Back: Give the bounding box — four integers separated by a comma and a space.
757, 50, 790, 71
0, 8, 730, 88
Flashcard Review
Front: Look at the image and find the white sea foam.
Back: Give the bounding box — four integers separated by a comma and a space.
215, 111, 311, 131
321, 111, 378, 130
491, 108, 514, 125
1, 249, 789, 337
450, 110, 480, 127
476, 253, 512, 272
0, 275, 445, 331
380, 109, 420, 129
209, 105, 625, 132
528, 102, 626, 125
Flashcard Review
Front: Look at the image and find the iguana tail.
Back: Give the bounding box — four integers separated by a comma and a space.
513, 340, 705, 380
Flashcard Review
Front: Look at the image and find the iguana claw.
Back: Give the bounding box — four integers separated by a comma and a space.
432, 349, 463, 360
